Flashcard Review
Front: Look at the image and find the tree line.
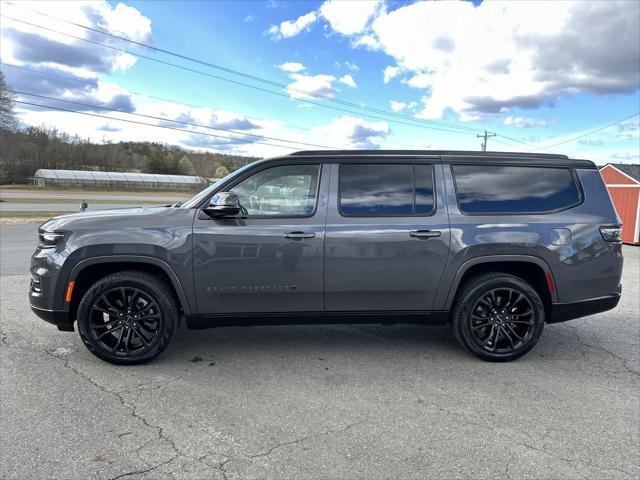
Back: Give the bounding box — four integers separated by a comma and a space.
0, 71, 256, 185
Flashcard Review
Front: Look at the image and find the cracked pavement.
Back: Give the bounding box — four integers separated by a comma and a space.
0, 228, 638, 479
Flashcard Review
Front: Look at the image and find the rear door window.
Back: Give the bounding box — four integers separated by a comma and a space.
339, 163, 435, 216
452, 165, 582, 214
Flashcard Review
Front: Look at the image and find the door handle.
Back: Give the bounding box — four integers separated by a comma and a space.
283, 231, 316, 240
409, 230, 441, 239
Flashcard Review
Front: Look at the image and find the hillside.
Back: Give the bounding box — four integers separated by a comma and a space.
0, 126, 258, 184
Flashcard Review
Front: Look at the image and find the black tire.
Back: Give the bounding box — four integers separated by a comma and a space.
77, 271, 178, 365
451, 273, 545, 362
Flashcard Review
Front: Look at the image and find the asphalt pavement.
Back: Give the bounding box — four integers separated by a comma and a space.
1, 225, 638, 480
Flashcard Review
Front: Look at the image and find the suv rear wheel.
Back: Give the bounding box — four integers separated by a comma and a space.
451, 273, 545, 362
77, 271, 178, 365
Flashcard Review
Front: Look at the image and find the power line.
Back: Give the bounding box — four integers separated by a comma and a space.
10, 90, 339, 150
532, 112, 640, 151
2, 62, 420, 148
12, 99, 305, 151
1, 12, 487, 138
4, 2, 486, 135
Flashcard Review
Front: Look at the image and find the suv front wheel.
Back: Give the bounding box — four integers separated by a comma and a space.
77, 271, 178, 365
451, 273, 545, 362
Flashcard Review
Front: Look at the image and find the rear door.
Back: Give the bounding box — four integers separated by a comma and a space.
324, 159, 450, 311
192, 162, 328, 314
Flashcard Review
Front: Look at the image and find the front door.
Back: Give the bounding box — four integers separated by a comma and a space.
193, 163, 328, 314
324, 161, 450, 311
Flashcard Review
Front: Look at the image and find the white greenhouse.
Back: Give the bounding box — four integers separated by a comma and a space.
33, 169, 206, 191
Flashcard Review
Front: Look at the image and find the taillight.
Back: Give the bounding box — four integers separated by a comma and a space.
599, 225, 623, 242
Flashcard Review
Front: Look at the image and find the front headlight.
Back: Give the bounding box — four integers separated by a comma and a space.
38, 230, 66, 249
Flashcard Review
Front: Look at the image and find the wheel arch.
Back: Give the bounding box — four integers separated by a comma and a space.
65, 256, 192, 320
442, 255, 558, 315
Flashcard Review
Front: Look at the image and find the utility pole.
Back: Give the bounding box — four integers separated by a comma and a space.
477, 130, 496, 151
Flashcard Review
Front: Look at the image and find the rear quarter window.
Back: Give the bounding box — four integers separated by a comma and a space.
452, 165, 582, 214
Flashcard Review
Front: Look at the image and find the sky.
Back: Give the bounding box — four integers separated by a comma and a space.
1, 0, 639, 164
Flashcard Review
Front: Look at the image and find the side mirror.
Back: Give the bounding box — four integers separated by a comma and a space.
203, 191, 241, 218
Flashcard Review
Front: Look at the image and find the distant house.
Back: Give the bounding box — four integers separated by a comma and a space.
599, 163, 640, 245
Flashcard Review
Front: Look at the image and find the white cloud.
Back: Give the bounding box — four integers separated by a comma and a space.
287, 73, 336, 100
503, 116, 547, 128
244, 15, 253, 23
319, 0, 382, 35
405, 72, 433, 89
390, 101, 406, 112
339, 74, 357, 88
383, 66, 399, 84
278, 62, 306, 73
323, 0, 639, 119
270, 11, 317, 39
313, 115, 389, 149
344, 61, 360, 71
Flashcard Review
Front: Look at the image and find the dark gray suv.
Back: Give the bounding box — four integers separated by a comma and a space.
30, 150, 623, 364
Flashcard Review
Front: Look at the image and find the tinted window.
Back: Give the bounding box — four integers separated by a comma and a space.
452, 165, 581, 214
231, 164, 320, 216
339, 164, 434, 216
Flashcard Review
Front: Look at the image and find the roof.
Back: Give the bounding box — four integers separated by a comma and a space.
34, 169, 204, 184
601, 163, 640, 183
283, 150, 596, 169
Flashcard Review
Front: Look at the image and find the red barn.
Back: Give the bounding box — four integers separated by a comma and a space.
599, 163, 640, 245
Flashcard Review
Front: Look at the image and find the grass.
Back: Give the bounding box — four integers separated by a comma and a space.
0, 185, 196, 196
0, 198, 171, 205
0, 211, 63, 219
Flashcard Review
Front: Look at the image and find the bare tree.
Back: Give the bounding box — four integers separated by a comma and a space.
0, 71, 17, 131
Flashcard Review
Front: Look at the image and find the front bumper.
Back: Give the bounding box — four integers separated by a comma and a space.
30, 305, 74, 332
548, 291, 621, 324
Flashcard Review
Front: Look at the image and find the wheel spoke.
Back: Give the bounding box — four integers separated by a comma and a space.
101, 295, 120, 314
472, 322, 492, 330
92, 305, 116, 317
505, 323, 524, 341
90, 316, 120, 328
513, 309, 533, 317
120, 288, 128, 311
123, 327, 133, 353
111, 327, 126, 352
132, 327, 150, 347
95, 325, 122, 341
501, 326, 515, 348
510, 319, 534, 326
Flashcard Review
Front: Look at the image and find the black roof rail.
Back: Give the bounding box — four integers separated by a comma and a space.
288, 149, 570, 160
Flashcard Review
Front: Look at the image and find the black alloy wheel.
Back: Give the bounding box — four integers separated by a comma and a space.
468, 288, 536, 354
88, 286, 163, 356
451, 273, 545, 362
77, 271, 178, 365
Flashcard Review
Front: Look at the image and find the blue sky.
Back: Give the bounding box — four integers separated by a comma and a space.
1, 0, 639, 163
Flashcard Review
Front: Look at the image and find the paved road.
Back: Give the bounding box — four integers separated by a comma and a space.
0, 191, 190, 202
0, 228, 638, 479
0, 224, 37, 276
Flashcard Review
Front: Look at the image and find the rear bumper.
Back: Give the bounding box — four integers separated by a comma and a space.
30, 305, 74, 332
548, 291, 621, 324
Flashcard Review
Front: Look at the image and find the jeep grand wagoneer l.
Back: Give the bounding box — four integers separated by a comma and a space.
30, 151, 623, 364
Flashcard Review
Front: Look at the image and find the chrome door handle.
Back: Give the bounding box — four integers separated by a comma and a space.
409, 230, 441, 239
283, 231, 316, 240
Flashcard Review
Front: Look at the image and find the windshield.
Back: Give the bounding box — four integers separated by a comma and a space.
180, 160, 262, 208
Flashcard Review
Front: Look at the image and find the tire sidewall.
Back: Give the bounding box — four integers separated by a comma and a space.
456, 276, 545, 362
77, 273, 177, 365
